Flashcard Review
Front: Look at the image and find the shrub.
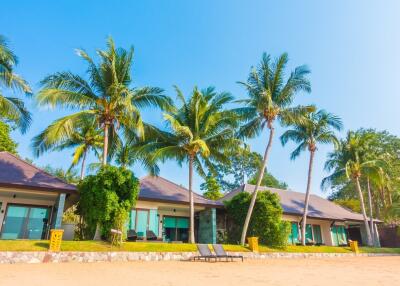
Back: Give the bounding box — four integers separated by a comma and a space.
224, 191, 290, 247
76, 166, 139, 243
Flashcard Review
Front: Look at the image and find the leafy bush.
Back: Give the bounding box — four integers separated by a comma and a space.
76, 166, 139, 243
225, 191, 290, 247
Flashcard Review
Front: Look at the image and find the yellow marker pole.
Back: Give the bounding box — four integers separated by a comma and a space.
49, 229, 64, 252
247, 237, 259, 252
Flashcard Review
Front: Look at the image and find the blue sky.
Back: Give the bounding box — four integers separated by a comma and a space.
1, 1, 399, 197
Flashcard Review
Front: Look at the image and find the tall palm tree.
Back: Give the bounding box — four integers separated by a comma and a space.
140, 86, 238, 243
32, 117, 103, 179
281, 110, 342, 245
0, 35, 32, 133
235, 52, 312, 245
322, 131, 380, 246
36, 37, 171, 165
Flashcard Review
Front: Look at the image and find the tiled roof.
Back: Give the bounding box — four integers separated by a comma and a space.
219, 184, 369, 222
139, 176, 223, 207
0, 151, 76, 192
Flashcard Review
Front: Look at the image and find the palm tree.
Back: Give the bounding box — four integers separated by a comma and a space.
32, 117, 103, 179
281, 110, 342, 245
235, 52, 312, 245
322, 131, 380, 246
140, 86, 238, 243
0, 35, 32, 133
36, 37, 171, 165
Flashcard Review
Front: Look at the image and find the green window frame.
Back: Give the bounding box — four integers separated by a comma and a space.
312, 225, 323, 244
288, 222, 299, 244
331, 225, 347, 246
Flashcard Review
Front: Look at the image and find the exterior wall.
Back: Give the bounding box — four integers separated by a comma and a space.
282, 214, 335, 246
0, 187, 58, 234
198, 208, 216, 244
132, 200, 207, 240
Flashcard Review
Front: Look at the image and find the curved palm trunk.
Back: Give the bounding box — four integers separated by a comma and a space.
188, 155, 195, 243
240, 126, 275, 245
103, 123, 109, 165
301, 150, 315, 245
80, 149, 87, 180
367, 177, 375, 245
354, 177, 373, 246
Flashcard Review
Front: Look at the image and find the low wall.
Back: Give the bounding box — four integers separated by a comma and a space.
0, 251, 398, 264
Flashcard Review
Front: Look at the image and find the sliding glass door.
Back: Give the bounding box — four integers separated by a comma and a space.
1, 204, 50, 240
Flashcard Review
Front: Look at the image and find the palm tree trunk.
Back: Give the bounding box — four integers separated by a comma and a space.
301, 149, 315, 245
367, 177, 375, 245
354, 177, 373, 246
103, 123, 109, 165
80, 149, 87, 180
188, 155, 195, 243
240, 126, 275, 245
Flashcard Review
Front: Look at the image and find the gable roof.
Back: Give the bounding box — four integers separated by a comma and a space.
219, 184, 368, 222
139, 176, 223, 207
0, 152, 76, 193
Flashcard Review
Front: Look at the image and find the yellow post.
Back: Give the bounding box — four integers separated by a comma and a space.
247, 237, 259, 252
349, 240, 359, 254
49, 229, 64, 252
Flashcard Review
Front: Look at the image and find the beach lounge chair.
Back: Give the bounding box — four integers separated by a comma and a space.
212, 244, 244, 262
146, 230, 162, 241
192, 244, 217, 262
306, 238, 316, 246
127, 229, 138, 242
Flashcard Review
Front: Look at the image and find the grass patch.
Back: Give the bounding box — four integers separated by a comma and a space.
0, 240, 398, 254
259, 245, 352, 253
0, 240, 249, 252
359, 247, 400, 254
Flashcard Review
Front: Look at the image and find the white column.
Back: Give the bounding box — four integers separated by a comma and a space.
53, 193, 66, 229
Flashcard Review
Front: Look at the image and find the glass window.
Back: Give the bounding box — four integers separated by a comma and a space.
312, 225, 323, 244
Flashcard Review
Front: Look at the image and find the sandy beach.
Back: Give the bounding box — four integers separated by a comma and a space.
0, 256, 398, 286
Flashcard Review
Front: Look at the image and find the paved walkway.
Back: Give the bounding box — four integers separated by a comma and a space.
0, 256, 399, 286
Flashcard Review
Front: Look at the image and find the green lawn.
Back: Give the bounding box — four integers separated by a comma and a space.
0, 240, 399, 254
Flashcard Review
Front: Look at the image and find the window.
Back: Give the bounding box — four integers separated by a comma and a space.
331, 225, 347, 246
128, 209, 159, 238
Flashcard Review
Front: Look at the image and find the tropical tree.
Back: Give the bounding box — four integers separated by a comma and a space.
0, 35, 32, 133
36, 37, 171, 165
32, 117, 103, 179
322, 131, 382, 246
139, 86, 238, 243
281, 109, 342, 245
200, 173, 224, 200
235, 52, 312, 245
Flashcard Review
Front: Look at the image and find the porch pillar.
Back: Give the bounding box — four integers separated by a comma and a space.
53, 193, 66, 229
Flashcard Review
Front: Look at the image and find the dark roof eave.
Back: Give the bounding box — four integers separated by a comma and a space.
137, 197, 224, 208
0, 182, 77, 195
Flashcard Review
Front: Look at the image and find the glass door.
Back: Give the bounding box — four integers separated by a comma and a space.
136, 210, 149, 238
1, 205, 50, 240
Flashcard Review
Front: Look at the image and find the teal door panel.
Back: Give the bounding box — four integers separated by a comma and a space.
312, 225, 322, 244
26, 207, 49, 239
136, 210, 148, 237
148, 209, 158, 236
305, 224, 313, 241
1, 205, 29, 239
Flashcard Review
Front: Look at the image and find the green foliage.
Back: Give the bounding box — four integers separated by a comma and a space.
0, 120, 17, 154
214, 145, 287, 191
333, 199, 361, 213
76, 166, 139, 242
200, 174, 223, 200
42, 165, 80, 184
248, 171, 288, 189
225, 191, 290, 247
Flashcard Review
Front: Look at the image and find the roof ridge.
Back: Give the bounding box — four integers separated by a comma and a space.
0, 151, 74, 187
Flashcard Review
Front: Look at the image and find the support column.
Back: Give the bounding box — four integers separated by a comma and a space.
211, 208, 216, 244
53, 193, 66, 229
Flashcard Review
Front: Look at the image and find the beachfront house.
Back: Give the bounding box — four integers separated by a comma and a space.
219, 184, 381, 246
0, 152, 77, 240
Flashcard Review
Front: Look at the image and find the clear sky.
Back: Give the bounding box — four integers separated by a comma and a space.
1, 0, 399, 197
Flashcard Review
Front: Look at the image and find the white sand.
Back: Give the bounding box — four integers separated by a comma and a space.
0, 256, 399, 286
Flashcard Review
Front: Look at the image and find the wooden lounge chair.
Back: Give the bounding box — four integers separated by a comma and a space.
127, 229, 138, 242
192, 244, 217, 262
212, 244, 243, 262
146, 230, 162, 241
